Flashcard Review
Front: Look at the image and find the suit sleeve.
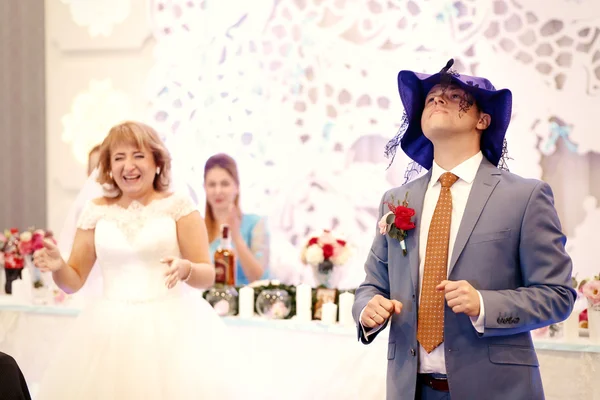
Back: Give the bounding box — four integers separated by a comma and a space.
478, 181, 576, 337
352, 191, 391, 344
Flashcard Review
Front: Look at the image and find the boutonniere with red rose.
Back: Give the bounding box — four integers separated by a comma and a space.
378, 192, 415, 256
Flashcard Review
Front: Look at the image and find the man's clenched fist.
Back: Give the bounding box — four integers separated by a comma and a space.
360, 294, 403, 328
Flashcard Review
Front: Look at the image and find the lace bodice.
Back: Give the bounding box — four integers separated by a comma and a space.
77, 193, 197, 302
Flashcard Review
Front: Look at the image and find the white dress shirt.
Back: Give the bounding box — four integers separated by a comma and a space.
362, 151, 486, 374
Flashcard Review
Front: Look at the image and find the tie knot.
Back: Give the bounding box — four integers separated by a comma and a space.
439, 172, 458, 188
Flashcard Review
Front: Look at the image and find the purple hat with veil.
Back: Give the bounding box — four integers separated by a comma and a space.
385, 59, 513, 177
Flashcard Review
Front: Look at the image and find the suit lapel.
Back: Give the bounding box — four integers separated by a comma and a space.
448, 159, 501, 275
405, 170, 431, 295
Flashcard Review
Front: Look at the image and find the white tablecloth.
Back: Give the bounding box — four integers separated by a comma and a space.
1, 302, 599, 400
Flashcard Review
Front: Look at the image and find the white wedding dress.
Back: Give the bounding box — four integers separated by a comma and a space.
37, 193, 254, 399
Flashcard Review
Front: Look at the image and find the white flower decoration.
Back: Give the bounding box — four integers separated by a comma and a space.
213, 299, 230, 316
61, 0, 131, 37
304, 244, 325, 266
331, 247, 352, 266
378, 211, 394, 235
267, 300, 290, 319
20, 231, 33, 242
61, 79, 132, 165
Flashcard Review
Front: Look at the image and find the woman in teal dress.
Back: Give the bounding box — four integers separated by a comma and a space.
203, 153, 269, 285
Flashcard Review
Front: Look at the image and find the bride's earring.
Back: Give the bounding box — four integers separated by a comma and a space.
109, 171, 113, 179
156, 167, 161, 175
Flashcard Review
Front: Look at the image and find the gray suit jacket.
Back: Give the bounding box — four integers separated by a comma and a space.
352, 158, 576, 400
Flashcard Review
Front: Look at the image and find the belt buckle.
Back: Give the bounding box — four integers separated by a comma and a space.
420, 374, 449, 392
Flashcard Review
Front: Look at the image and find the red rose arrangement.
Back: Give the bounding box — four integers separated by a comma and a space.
378, 192, 416, 256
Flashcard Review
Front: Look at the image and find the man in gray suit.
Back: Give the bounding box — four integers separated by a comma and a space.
352, 59, 576, 400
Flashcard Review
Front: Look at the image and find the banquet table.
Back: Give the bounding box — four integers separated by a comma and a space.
1, 301, 598, 400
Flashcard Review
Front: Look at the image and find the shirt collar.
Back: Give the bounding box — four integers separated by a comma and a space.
429, 151, 483, 187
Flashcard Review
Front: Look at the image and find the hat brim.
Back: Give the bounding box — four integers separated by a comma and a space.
397, 70, 512, 170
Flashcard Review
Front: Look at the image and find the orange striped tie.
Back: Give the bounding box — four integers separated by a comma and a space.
417, 172, 459, 353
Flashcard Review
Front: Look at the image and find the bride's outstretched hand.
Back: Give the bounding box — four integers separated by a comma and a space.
33, 239, 65, 272
161, 256, 192, 289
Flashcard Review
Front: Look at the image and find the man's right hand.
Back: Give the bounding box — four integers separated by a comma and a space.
360, 295, 403, 328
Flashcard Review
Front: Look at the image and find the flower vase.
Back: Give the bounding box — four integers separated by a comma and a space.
256, 289, 292, 319
562, 310, 580, 341
4, 268, 22, 294
205, 286, 238, 316
25, 255, 43, 287
312, 263, 332, 288
588, 303, 600, 343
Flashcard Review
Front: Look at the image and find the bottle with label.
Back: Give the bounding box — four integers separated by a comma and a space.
213, 224, 236, 286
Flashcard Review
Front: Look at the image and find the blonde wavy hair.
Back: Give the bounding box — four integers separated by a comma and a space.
96, 121, 172, 197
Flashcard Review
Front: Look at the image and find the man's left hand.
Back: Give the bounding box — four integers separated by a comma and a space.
436, 280, 480, 317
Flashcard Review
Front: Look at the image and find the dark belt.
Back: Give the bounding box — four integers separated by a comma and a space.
417, 374, 449, 392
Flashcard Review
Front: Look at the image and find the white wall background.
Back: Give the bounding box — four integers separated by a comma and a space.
45, 0, 154, 234
45, 0, 600, 287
